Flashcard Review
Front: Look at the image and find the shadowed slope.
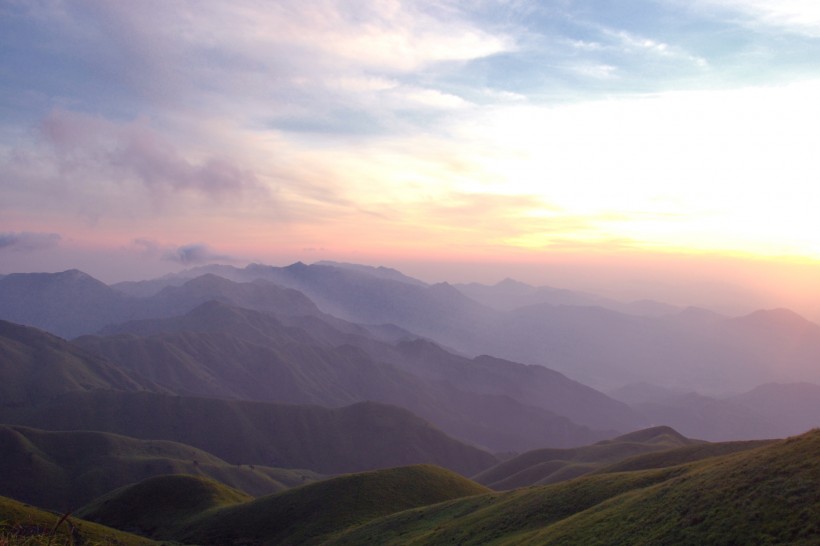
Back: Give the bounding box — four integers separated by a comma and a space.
0, 391, 497, 476
77, 302, 611, 452
82, 465, 490, 545
0, 424, 321, 512
0, 494, 158, 545
473, 426, 697, 490
77, 474, 251, 539
0, 320, 157, 406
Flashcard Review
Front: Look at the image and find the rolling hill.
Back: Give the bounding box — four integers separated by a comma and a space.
0, 424, 321, 512
473, 426, 698, 490
0, 493, 158, 545
81, 465, 490, 545
324, 428, 820, 545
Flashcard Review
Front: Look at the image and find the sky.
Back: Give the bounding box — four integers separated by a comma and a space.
2, 1, 820, 317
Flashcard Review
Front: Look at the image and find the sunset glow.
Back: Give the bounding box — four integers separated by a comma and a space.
2, 0, 820, 317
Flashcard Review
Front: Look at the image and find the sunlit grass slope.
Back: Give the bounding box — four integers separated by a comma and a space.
80, 464, 490, 545
327, 429, 820, 545
0, 494, 158, 545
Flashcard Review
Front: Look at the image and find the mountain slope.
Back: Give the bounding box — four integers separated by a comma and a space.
82, 465, 490, 545
0, 391, 497, 476
76, 474, 251, 539
325, 429, 820, 545
0, 319, 158, 406
0, 494, 159, 545
0, 424, 321, 512
77, 302, 612, 452
0, 270, 134, 338
473, 426, 697, 490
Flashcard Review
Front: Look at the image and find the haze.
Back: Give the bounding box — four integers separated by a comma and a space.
2, 1, 820, 319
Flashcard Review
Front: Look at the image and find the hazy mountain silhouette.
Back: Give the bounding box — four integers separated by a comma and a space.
0, 319, 159, 406
456, 278, 679, 316
76, 302, 612, 452
0, 390, 497, 476
0, 270, 136, 338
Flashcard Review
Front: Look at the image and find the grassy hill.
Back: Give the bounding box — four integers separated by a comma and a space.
473, 426, 697, 490
0, 494, 158, 545
0, 424, 321, 512
76, 474, 251, 539
81, 465, 490, 545
324, 428, 820, 545
0, 390, 497, 476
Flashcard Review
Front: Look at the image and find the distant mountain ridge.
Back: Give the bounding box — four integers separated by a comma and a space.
0, 390, 497, 476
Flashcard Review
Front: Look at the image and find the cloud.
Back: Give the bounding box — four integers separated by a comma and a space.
162, 243, 234, 265
690, 0, 820, 36
39, 109, 262, 199
0, 231, 61, 252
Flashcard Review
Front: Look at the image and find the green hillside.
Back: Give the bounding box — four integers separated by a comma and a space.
77, 474, 250, 539
598, 438, 773, 474
0, 494, 158, 545
82, 465, 490, 545
0, 424, 321, 512
325, 429, 820, 545
0, 390, 497, 476
474, 425, 697, 490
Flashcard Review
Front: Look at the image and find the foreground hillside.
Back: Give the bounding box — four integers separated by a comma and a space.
326, 429, 820, 545
80, 465, 491, 545
0, 494, 157, 545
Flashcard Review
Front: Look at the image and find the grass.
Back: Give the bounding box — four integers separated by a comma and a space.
0, 424, 322, 512
325, 429, 820, 545
77, 474, 250, 539
473, 425, 698, 490
80, 465, 490, 545
0, 495, 157, 546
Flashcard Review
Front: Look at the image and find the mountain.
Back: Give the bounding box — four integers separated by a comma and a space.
315, 260, 428, 286
325, 428, 820, 545
0, 319, 158, 406
624, 383, 820, 441
0, 270, 135, 338
76, 302, 617, 452
473, 426, 697, 490
161, 262, 820, 394
0, 424, 321, 512
81, 465, 490, 545
456, 278, 679, 316
0, 390, 497, 476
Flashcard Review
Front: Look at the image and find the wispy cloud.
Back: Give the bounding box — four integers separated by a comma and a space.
691, 0, 820, 36
39, 109, 262, 199
129, 239, 235, 265
0, 231, 61, 252
163, 243, 234, 265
